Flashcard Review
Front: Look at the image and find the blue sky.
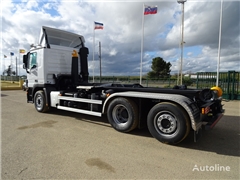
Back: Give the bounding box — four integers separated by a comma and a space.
0, 0, 239, 76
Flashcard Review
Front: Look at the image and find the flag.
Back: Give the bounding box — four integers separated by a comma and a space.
94, 22, 104, 30
144, 5, 157, 15
10, 52, 14, 56
19, 49, 25, 53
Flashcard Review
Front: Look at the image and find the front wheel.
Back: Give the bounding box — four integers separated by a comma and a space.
34, 90, 49, 113
147, 102, 190, 144
107, 98, 139, 132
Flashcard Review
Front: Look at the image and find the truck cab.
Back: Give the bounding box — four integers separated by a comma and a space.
23, 26, 89, 102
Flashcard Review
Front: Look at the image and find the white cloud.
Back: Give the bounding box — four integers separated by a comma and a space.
109, 49, 117, 56
161, 49, 178, 59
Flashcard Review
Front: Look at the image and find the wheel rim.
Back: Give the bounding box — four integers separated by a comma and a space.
112, 104, 129, 124
35, 94, 43, 111
154, 111, 178, 134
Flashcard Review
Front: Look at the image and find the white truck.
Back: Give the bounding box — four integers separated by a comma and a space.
23, 26, 224, 144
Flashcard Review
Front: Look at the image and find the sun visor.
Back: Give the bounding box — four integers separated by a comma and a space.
39, 26, 85, 48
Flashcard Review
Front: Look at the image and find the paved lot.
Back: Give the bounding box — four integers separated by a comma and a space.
1, 90, 240, 179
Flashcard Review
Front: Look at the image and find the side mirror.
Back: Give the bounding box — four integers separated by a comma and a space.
23, 54, 29, 68
23, 53, 30, 73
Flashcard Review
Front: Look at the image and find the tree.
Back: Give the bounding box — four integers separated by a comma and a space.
2, 65, 16, 76
147, 57, 171, 79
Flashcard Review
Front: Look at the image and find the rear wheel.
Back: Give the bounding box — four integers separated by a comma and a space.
34, 90, 49, 113
107, 98, 138, 132
147, 102, 190, 144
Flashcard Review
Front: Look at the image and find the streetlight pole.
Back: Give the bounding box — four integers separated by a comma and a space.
177, 0, 187, 85
216, 0, 223, 87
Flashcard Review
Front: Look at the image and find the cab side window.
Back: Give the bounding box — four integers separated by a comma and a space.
29, 52, 37, 69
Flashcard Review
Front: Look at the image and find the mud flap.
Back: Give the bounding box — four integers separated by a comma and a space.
194, 128, 202, 142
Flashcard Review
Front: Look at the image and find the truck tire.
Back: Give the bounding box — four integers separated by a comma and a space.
147, 102, 190, 144
34, 90, 49, 113
107, 98, 138, 132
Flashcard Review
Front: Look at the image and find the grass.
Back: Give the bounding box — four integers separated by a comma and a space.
1, 80, 23, 90
1, 81, 21, 87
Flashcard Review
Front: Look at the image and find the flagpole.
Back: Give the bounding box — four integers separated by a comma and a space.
16, 57, 17, 76
19, 52, 20, 76
93, 21, 95, 83
10, 54, 12, 69
216, 0, 223, 87
10, 54, 12, 81
140, 4, 145, 85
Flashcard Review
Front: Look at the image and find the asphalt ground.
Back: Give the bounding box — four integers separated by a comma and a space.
1, 90, 240, 179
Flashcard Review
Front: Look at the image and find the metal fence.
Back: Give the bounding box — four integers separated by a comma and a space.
90, 72, 240, 100
196, 71, 240, 100
2, 71, 239, 100
1, 76, 21, 81
88, 76, 177, 88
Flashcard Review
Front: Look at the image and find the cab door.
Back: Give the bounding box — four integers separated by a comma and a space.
27, 51, 38, 88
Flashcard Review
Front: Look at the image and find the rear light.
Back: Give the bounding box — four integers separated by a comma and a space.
202, 106, 210, 114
